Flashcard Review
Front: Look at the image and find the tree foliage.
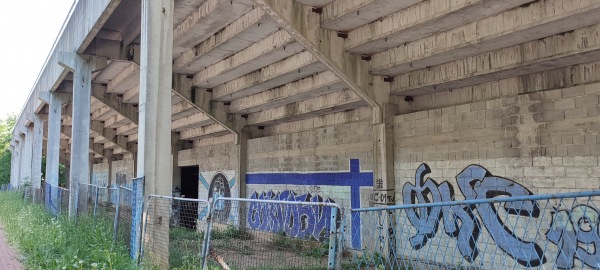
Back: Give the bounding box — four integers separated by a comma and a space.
0, 114, 17, 185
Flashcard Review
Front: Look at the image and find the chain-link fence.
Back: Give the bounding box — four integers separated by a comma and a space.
140, 195, 210, 269
33, 187, 45, 205
201, 197, 342, 270
45, 182, 67, 215
114, 186, 134, 254
346, 190, 600, 270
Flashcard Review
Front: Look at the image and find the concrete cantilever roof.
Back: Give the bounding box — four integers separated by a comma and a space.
13, 0, 600, 164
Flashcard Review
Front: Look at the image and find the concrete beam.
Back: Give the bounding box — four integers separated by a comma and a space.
173, 0, 254, 56
253, 0, 384, 120
106, 62, 140, 94
172, 113, 214, 132
229, 71, 346, 114
179, 123, 229, 140
122, 85, 140, 104
172, 75, 240, 134
371, 0, 600, 76
192, 30, 303, 88
91, 84, 139, 124
90, 120, 136, 153
116, 123, 138, 136
63, 102, 135, 154
393, 24, 600, 96
91, 106, 118, 121
346, 0, 533, 54
322, 0, 424, 31
247, 89, 365, 125
172, 101, 199, 120
174, 7, 279, 74
212, 51, 325, 102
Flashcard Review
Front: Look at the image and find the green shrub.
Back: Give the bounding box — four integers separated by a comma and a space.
0, 192, 137, 270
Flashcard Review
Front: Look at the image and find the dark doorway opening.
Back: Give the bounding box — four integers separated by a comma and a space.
179, 166, 199, 229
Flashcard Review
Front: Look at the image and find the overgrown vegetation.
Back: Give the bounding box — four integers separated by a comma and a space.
271, 231, 328, 259
0, 192, 137, 269
0, 114, 16, 185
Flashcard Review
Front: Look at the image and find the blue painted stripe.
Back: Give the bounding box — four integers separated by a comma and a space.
199, 174, 210, 190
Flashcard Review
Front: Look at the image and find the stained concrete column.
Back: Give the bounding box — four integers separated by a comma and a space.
9, 143, 18, 188
31, 114, 46, 198
58, 53, 106, 218
372, 104, 398, 206
372, 103, 398, 266
15, 132, 26, 187
137, 0, 173, 266
44, 92, 69, 214
20, 124, 36, 190
236, 129, 250, 228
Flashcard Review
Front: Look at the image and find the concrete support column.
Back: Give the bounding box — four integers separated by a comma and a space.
137, 0, 173, 266
372, 103, 398, 265
372, 104, 398, 206
236, 129, 250, 228
25, 127, 35, 185
16, 133, 27, 187
31, 114, 46, 197
44, 92, 71, 214
19, 132, 32, 187
58, 53, 106, 218
9, 143, 18, 188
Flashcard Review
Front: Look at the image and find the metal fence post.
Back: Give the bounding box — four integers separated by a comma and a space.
336, 210, 346, 270
201, 199, 215, 270
94, 186, 99, 218
138, 197, 152, 265
328, 206, 338, 270
113, 186, 121, 242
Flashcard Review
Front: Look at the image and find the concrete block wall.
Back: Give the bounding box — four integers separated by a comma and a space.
392, 81, 600, 269
91, 163, 109, 187
246, 120, 374, 246
111, 159, 135, 187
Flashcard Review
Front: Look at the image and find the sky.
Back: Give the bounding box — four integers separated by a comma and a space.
0, 0, 75, 119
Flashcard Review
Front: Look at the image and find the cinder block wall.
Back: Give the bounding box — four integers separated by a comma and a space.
246, 120, 374, 245
395, 82, 600, 198
393, 78, 600, 269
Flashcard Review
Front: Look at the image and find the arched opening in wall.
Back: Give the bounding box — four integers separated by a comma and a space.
179, 166, 199, 229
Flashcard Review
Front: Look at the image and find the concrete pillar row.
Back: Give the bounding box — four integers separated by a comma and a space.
58, 53, 106, 218
137, 0, 174, 266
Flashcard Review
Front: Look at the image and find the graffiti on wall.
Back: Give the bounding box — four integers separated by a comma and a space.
403, 164, 544, 266
247, 190, 335, 241
547, 205, 600, 269
198, 171, 236, 223
246, 159, 373, 248
403, 163, 600, 269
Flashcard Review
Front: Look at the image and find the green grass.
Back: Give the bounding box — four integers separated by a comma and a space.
0, 192, 138, 270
